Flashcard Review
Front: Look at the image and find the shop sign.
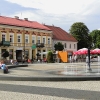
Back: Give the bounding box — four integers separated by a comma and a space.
2, 41, 10, 46
32, 45, 36, 49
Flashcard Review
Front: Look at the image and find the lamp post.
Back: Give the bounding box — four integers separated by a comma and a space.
23, 27, 25, 62
87, 48, 92, 71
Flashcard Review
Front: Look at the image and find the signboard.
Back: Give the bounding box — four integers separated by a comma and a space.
32, 45, 36, 49
2, 41, 10, 46
16, 47, 23, 50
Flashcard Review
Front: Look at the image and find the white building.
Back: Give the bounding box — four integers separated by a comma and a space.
44, 25, 78, 56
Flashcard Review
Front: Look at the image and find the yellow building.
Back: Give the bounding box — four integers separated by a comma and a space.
0, 16, 52, 61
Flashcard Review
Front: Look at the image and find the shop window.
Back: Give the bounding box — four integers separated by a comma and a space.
25, 50, 29, 59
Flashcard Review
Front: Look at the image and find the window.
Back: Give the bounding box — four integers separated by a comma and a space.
10, 35, 13, 42
65, 43, 66, 48
25, 35, 29, 43
74, 44, 75, 49
69, 44, 71, 48
48, 38, 50, 44
17, 35, 21, 42
43, 38, 45, 44
32, 36, 35, 44
2, 34, 6, 41
37, 37, 40, 43
38, 50, 40, 53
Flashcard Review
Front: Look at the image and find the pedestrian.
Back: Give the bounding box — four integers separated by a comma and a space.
1, 60, 8, 73
10, 59, 13, 64
28, 58, 31, 63
14, 60, 18, 65
22, 56, 25, 64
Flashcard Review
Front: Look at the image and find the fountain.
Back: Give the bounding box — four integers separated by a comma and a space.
45, 49, 100, 81
54, 49, 100, 77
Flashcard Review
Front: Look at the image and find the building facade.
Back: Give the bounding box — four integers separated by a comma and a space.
0, 16, 52, 61
44, 25, 78, 56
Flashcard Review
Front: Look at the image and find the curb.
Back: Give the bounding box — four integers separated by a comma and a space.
0, 75, 100, 81
7, 64, 28, 69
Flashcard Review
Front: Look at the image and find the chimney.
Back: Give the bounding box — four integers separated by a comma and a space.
24, 18, 28, 21
15, 16, 19, 19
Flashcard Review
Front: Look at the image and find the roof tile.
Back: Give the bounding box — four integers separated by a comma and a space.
44, 25, 77, 42
0, 16, 51, 31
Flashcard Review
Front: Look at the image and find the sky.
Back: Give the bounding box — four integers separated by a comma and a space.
0, 0, 100, 32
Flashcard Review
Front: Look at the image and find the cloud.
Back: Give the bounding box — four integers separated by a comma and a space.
5, 0, 97, 15
5, 0, 100, 32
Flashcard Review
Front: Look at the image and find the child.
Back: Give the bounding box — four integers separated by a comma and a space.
1, 60, 8, 73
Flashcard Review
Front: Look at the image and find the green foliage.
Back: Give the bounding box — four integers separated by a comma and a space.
47, 51, 54, 63
89, 30, 100, 48
2, 51, 9, 58
54, 42, 64, 51
69, 22, 90, 49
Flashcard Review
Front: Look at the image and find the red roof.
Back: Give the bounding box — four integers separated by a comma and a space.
44, 25, 77, 42
0, 16, 51, 31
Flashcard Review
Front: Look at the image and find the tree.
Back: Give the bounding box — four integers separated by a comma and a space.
47, 51, 54, 63
2, 51, 9, 59
54, 42, 64, 51
69, 22, 90, 49
89, 30, 100, 49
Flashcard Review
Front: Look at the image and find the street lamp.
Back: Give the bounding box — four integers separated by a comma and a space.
87, 48, 92, 71
23, 27, 25, 62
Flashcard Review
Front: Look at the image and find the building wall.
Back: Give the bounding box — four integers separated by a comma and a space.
0, 25, 52, 61
53, 40, 77, 52
52, 40, 77, 62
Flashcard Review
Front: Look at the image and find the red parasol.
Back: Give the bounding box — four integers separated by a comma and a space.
92, 48, 100, 54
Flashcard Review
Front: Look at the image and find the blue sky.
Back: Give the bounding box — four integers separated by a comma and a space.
0, 0, 100, 32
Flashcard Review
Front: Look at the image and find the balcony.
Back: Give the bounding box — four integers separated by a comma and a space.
36, 43, 44, 48
0, 41, 10, 46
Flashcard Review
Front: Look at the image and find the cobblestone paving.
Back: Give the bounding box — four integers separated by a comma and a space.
0, 81, 100, 100
0, 63, 100, 99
